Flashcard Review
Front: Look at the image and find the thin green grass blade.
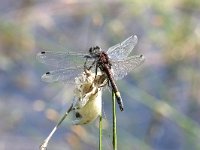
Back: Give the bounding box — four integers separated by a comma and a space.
112, 91, 117, 150
99, 114, 102, 150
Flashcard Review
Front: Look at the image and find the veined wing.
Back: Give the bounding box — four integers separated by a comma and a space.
41, 67, 84, 84
106, 35, 138, 60
111, 55, 145, 80
37, 51, 88, 69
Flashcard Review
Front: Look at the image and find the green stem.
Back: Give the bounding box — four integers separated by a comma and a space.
99, 113, 102, 150
112, 91, 117, 150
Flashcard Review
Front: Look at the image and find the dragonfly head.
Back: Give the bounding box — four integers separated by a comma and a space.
89, 46, 101, 56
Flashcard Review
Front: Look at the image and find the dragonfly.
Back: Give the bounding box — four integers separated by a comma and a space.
37, 35, 145, 111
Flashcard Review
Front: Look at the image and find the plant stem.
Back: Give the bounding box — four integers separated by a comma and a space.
40, 104, 73, 150
99, 113, 102, 150
112, 91, 117, 150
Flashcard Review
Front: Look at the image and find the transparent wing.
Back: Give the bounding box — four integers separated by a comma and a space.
106, 35, 138, 60
111, 55, 145, 80
41, 67, 84, 84
37, 51, 89, 69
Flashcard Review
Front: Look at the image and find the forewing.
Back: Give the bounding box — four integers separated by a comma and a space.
106, 35, 138, 60
111, 55, 145, 80
41, 67, 84, 84
37, 51, 87, 69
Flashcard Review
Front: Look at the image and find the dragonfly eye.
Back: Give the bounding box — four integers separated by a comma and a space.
94, 46, 100, 50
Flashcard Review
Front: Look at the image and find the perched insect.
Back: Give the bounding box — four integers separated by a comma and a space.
37, 35, 145, 111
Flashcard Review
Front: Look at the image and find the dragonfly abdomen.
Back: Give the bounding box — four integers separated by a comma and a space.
103, 64, 124, 111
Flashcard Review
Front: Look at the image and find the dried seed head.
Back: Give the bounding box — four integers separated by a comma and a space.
72, 70, 107, 125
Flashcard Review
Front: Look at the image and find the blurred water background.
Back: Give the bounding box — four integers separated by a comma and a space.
0, 0, 200, 150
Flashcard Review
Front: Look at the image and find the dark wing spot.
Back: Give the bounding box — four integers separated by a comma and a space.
140, 55, 143, 58
46, 72, 50, 75
41, 51, 46, 54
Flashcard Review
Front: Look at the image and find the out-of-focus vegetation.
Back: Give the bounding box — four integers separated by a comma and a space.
0, 0, 200, 150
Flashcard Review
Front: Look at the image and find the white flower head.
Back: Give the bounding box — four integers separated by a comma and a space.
72, 69, 107, 125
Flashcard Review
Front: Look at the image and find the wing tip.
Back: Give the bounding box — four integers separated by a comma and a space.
37, 51, 46, 56
36, 51, 46, 60
139, 54, 145, 62
133, 35, 137, 38
41, 72, 54, 83
140, 54, 144, 58
132, 35, 138, 42
125, 35, 138, 45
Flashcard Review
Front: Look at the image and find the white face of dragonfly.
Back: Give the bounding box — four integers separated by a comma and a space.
72, 70, 107, 125
89, 46, 101, 57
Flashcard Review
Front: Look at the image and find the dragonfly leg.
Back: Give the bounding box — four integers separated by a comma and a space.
88, 60, 96, 70
84, 57, 89, 70
84, 58, 96, 71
